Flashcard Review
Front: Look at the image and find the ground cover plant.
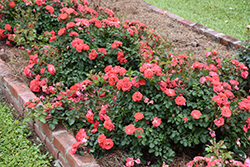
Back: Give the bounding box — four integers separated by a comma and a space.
1, 0, 250, 166
144, 0, 250, 40
0, 102, 51, 166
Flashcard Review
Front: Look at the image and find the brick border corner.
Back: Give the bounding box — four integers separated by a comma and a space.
144, 1, 244, 50
0, 59, 100, 167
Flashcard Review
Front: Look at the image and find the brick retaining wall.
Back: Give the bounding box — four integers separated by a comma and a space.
0, 58, 100, 167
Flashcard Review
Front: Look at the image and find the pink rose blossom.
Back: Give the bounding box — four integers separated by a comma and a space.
237, 138, 241, 147
135, 158, 141, 164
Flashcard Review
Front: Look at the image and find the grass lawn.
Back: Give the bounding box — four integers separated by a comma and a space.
0, 102, 52, 166
144, 0, 250, 40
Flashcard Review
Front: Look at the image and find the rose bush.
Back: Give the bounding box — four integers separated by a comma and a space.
23, 7, 166, 88
0, 0, 77, 47
235, 26, 250, 90
25, 51, 250, 166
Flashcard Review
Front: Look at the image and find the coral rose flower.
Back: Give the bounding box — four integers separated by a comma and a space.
164, 89, 176, 97
134, 112, 144, 122
125, 124, 135, 135
30, 79, 41, 92
191, 110, 202, 119
214, 117, 224, 127
144, 69, 153, 79
221, 106, 231, 118
104, 119, 115, 131
5, 24, 11, 31
183, 117, 188, 122
88, 49, 98, 60
86, 109, 94, 124
125, 157, 134, 167
47, 64, 56, 75
108, 75, 118, 86
103, 138, 114, 150
98, 133, 106, 143
175, 96, 186, 106
132, 91, 143, 102
9, 1, 16, 8
152, 116, 161, 127
76, 129, 87, 141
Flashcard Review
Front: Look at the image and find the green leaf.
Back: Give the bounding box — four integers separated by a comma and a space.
40, 117, 46, 124
52, 119, 58, 125
68, 117, 75, 126
194, 138, 199, 145
162, 75, 167, 82
148, 148, 154, 153
200, 135, 207, 143
149, 143, 155, 148
49, 124, 55, 130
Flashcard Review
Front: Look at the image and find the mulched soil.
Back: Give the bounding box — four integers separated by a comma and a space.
0, 0, 240, 166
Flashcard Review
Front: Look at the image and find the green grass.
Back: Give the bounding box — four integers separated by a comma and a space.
144, 0, 250, 40
0, 102, 52, 167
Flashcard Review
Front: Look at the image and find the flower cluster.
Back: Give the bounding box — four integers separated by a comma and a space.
70, 129, 89, 154
139, 63, 162, 79
125, 157, 141, 167
187, 156, 250, 167
97, 133, 114, 150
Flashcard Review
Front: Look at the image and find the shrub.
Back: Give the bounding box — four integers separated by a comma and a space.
0, 102, 51, 166
25, 51, 250, 166
235, 25, 250, 90
0, 0, 169, 89
23, 7, 167, 88
0, 0, 78, 47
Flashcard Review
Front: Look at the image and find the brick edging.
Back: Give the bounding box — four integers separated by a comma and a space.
143, 1, 244, 50
0, 58, 100, 167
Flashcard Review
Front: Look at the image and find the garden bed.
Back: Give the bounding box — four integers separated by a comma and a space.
0, 0, 250, 167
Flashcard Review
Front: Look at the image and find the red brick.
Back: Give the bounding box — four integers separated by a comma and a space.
3, 88, 13, 104
235, 42, 244, 50
167, 13, 184, 21
40, 122, 67, 141
53, 132, 77, 157
10, 82, 30, 100
178, 19, 195, 27
165, 11, 172, 16
59, 153, 70, 167
89, 165, 100, 167
3, 88, 24, 115
12, 98, 24, 115
18, 92, 37, 106
192, 23, 210, 34
66, 152, 96, 167
204, 30, 222, 41
148, 5, 161, 12
0, 64, 11, 75
35, 120, 40, 128
28, 119, 34, 127
34, 123, 46, 143
45, 137, 59, 159
219, 35, 241, 49
1, 74, 20, 89
0, 84, 4, 92
157, 10, 168, 15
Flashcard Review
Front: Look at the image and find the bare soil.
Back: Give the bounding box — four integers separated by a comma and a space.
0, 0, 239, 166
